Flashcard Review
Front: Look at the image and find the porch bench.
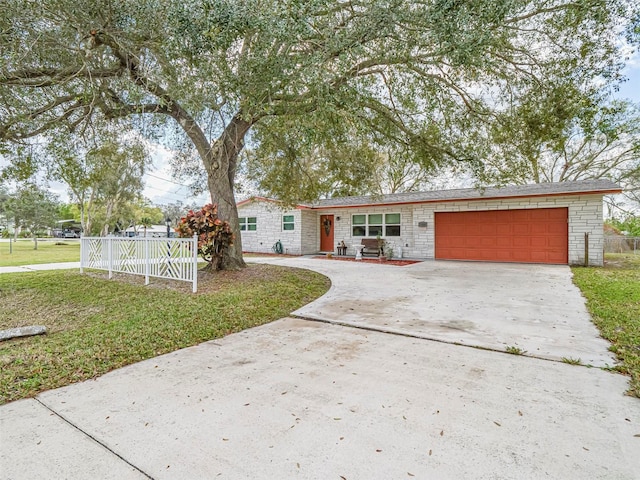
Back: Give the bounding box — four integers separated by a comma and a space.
361, 238, 383, 257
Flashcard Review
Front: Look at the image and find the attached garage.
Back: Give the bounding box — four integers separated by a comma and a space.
435, 208, 568, 264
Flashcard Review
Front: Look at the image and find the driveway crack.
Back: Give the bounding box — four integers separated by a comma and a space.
34, 397, 155, 479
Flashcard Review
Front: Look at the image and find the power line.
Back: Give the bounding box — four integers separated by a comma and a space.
144, 172, 192, 187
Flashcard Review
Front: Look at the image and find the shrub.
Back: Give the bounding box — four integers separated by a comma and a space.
175, 203, 234, 271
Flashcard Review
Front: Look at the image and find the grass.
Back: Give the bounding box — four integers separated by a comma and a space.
0, 239, 80, 266
572, 253, 640, 397
0, 264, 330, 404
505, 345, 526, 355
561, 357, 583, 365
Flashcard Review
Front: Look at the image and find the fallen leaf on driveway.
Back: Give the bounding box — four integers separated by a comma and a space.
429, 449, 432, 456
494, 421, 501, 427
440, 430, 444, 436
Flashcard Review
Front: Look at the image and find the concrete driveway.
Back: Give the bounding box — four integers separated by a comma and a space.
1, 258, 638, 479
252, 257, 615, 367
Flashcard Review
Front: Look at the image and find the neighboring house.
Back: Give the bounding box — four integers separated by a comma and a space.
236, 179, 621, 266
123, 224, 172, 237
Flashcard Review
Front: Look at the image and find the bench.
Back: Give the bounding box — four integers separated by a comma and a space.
361, 238, 384, 257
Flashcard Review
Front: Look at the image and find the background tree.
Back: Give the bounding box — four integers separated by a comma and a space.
1, 0, 637, 268
471, 94, 640, 213
41, 135, 150, 235
0, 186, 12, 236
6, 184, 60, 249
139, 216, 153, 237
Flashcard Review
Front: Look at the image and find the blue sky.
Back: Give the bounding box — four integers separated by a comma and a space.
614, 63, 640, 103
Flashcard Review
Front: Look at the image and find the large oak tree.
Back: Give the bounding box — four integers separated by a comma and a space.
1, 0, 636, 268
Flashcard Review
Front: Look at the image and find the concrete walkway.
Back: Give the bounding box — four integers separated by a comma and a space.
1, 258, 638, 479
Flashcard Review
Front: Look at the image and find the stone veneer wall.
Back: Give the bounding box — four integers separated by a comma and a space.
411, 194, 604, 266
313, 206, 414, 257
236, 201, 302, 255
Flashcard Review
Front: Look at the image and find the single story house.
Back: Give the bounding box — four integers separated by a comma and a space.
236, 179, 621, 266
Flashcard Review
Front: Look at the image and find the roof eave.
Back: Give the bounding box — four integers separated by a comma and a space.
310, 188, 623, 210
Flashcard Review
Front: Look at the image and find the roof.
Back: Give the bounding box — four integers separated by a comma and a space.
237, 179, 622, 210
308, 179, 622, 209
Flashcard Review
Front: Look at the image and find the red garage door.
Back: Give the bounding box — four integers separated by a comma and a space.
435, 208, 568, 264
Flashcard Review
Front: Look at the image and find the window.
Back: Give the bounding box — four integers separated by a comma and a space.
239, 217, 257, 231
385, 213, 401, 236
283, 215, 295, 231
352, 213, 401, 237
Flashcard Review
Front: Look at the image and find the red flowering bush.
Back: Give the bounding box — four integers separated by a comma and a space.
175, 203, 234, 271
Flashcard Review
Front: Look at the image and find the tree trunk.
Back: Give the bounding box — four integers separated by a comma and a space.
33, 233, 38, 250
204, 114, 253, 270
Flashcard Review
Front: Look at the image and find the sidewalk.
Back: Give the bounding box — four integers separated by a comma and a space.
0, 262, 80, 274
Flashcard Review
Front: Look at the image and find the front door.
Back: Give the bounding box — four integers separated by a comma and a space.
320, 215, 334, 252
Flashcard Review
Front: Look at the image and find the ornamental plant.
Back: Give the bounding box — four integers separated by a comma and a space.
175, 204, 234, 271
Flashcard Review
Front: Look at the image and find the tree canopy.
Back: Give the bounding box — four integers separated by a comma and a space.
1, 0, 638, 267
5, 184, 60, 247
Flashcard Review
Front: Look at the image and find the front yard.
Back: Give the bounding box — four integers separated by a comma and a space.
0, 240, 80, 266
572, 253, 640, 397
0, 265, 330, 404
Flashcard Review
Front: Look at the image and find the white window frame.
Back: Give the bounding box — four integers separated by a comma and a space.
239, 216, 257, 231
282, 214, 295, 231
352, 213, 401, 237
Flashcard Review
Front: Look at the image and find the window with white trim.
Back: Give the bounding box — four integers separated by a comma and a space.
239, 216, 257, 231
283, 215, 295, 231
352, 213, 401, 237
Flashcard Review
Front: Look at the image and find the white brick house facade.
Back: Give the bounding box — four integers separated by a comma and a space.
237, 180, 620, 266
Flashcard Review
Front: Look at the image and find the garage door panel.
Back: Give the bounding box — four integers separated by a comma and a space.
435, 208, 568, 264
530, 236, 549, 248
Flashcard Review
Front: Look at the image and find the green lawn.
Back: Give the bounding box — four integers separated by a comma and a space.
572, 253, 640, 398
0, 240, 80, 266
0, 265, 330, 404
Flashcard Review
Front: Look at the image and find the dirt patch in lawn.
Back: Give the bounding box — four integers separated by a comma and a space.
83, 263, 309, 294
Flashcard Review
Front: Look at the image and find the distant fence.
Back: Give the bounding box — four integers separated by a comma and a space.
80, 235, 199, 293
604, 236, 640, 254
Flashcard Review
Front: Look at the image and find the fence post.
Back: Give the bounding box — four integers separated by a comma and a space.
192, 233, 198, 293
79, 235, 84, 273
108, 237, 113, 279
584, 232, 589, 267
144, 238, 150, 285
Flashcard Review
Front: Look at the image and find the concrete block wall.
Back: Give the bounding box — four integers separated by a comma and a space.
237, 201, 303, 255
314, 206, 414, 257
300, 210, 318, 254
412, 194, 604, 266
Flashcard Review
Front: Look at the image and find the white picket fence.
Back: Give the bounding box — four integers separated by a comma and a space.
80, 235, 199, 293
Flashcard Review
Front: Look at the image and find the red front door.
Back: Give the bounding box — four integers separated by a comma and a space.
320, 215, 334, 252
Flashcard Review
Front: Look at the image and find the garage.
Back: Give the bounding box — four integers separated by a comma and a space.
435, 208, 568, 264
